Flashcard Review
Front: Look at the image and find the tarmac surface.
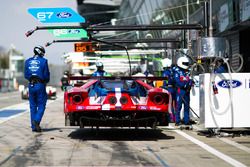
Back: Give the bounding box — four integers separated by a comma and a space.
0, 91, 250, 167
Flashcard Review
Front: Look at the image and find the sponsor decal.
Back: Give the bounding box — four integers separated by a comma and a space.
85, 106, 100, 110
102, 104, 110, 110
149, 106, 161, 110
53, 29, 80, 36
68, 29, 80, 34
28, 60, 40, 72
48, 29, 87, 38
56, 12, 72, 18
217, 79, 242, 88
138, 106, 148, 110
28, 66, 39, 72
28, 7, 85, 23
76, 106, 84, 110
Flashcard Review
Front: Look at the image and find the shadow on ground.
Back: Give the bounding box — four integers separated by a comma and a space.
68, 128, 175, 141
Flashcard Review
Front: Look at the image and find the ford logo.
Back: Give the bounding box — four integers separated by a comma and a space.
29, 60, 40, 65
138, 106, 148, 110
68, 29, 80, 34
56, 12, 72, 18
217, 80, 242, 88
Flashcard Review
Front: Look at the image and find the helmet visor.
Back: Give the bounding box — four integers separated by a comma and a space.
182, 62, 189, 66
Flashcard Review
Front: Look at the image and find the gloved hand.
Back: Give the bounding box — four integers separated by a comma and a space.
189, 79, 194, 87
184, 80, 193, 91
183, 82, 189, 89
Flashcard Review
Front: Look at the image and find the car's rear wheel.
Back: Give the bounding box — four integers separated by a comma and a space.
65, 114, 70, 126
65, 114, 76, 126
158, 113, 169, 126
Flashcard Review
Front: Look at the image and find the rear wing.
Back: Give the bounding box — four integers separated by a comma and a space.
69, 76, 168, 81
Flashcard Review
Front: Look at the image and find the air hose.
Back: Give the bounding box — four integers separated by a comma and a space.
209, 57, 233, 116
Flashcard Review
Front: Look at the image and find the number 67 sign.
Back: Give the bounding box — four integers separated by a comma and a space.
28, 7, 85, 23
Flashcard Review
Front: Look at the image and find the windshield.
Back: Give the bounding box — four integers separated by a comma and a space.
101, 80, 134, 90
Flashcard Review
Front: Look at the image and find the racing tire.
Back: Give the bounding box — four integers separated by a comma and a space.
65, 115, 70, 126
65, 114, 75, 126
158, 113, 169, 126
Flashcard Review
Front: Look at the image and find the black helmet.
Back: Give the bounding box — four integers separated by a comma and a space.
34, 45, 45, 56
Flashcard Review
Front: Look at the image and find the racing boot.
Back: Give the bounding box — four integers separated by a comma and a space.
180, 122, 193, 130
32, 121, 42, 132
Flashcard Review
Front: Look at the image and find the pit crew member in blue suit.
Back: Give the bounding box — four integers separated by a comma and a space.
162, 58, 176, 122
214, 59, 227, 73
91, 62, 111, 96
174, 56, 193, 126
92, 62, 110, 76
24, 45, 50, 132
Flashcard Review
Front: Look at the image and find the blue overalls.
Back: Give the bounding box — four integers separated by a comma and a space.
162, 67, 176, 122
24, 55, 50, 131
174, 67, 192, 125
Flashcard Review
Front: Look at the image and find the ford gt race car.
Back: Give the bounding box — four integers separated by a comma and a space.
64, 77, 170, 128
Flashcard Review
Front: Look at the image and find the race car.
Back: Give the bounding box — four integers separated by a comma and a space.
21, 85, 57, 100
46, 86, 57, 100
64, 78, 170, 128
21, 86, 29, 99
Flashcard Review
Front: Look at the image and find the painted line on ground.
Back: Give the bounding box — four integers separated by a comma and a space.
0, 94, 20, 100
192, 124, 250, 154
147, 145, 170, 167
172, 126, 247, 167
0, 93, 64, 125
0, 146, 21, 166
218, 137, 250, 154
0, 102, 30, 124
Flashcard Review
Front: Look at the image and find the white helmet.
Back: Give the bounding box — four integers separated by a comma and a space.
96, 62, 104, 71
96, 62, 103, 67
177, 56, 190, 69
161, 58, 172, 68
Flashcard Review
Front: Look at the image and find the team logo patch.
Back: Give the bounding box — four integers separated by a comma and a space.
29, 60, 40, 65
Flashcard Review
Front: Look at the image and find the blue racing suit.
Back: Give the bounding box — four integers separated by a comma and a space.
162, 67, 176, 122
174, 67, 192, 125
92, 70, 109, 76
214, 65, 227, 73
24, 55, 50, 131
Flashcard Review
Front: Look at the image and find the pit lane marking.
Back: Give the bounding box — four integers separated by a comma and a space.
0, 146, 21, 166
147, 145, 170, 167
0, 94, 64, 124
0, 102, 29, 124
0, 95, 19, 100
192, 124, 250, 154
218, 138, 250, 154
171, 126, 247, 167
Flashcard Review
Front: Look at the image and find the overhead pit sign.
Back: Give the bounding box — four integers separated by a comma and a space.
48, 29, 88, 38
28, 7, 85, 23
74, 42, 95, 52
